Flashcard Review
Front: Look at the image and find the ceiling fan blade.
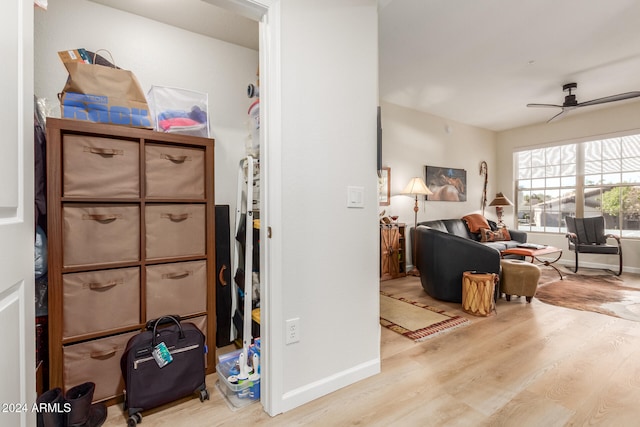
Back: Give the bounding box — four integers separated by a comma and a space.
547, 109, 569, 123
526, 103, 563, 108
578, 91, 640, 107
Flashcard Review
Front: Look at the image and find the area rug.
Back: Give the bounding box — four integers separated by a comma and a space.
535, 272, 640, 322
380, 291, 469, 342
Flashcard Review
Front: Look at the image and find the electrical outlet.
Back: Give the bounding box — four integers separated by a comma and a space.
285, 318, 300, 344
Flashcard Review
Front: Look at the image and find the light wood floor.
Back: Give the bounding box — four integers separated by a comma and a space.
102, 266, 640, 426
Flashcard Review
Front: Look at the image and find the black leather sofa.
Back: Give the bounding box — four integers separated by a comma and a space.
412, 219, 527, 303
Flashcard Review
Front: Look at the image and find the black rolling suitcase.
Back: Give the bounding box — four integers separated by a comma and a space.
121, 316, 209, 426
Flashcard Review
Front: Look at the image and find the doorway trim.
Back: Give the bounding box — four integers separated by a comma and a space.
209, 0, 284, 416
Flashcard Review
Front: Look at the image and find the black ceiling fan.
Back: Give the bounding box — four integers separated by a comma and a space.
527, 82, 640, 123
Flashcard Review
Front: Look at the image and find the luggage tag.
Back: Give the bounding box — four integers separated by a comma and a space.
152, 342, 173, 368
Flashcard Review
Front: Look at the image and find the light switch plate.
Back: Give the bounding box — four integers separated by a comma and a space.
347, 186, 365, 208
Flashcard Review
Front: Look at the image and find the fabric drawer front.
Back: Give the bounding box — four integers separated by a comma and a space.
190, 315, 207, 340
145, 144, 205, 199
146, 261, 207, 319
145, 204, 205, 259
63, 268, 140, 339
63, 331, 138, 402
63, 205, 140, 267
63, 135, 140, 198
190, 315, 208, 368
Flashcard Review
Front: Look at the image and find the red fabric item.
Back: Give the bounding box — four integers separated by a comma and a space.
159, 117, 200, 131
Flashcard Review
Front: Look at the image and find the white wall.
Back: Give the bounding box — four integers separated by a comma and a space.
268, 0, 381, 413
379, 101, 498, 266
35, 0, 381, 416
34, 0, 259, 213
496, 101, 640, 273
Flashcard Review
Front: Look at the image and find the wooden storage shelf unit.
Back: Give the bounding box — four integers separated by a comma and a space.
47, 118, 216, 405
380, 223, 406, 281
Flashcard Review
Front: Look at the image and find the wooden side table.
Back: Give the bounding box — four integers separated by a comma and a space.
380, 223, 406, 281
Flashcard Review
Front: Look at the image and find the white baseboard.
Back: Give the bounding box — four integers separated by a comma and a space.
279, 358, 380, 413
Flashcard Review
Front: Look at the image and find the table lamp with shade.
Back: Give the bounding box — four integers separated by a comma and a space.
402, 177, 433, 276
489, 192, 513, 228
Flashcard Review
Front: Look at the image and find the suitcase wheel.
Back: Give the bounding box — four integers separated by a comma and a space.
127, 412, 142, 426
200, 388, 210, 402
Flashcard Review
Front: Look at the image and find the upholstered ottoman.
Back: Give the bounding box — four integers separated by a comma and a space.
500, 259, 541, 303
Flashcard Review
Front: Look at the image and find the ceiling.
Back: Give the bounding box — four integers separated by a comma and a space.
88, 0, 259, 50
381, 0, 640, 131
90, 0, 640, 132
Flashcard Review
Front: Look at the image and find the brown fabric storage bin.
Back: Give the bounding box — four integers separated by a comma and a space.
63, 267, 140, 339
190, 315, 207, 340
190, 315, 208, 367
63, 135, 140, 198
63, 204, 140, 267
145, 144, 205, 199
145, 204, 205, 259
146, 261, 207, 319
63, 330, 138, 402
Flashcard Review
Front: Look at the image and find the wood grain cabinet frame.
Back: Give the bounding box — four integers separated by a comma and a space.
380, 223, 407, 281
46, 118, 216, 405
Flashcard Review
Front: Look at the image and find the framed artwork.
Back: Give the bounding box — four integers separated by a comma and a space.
378, 167, 390, 206
425, 165, 467, 201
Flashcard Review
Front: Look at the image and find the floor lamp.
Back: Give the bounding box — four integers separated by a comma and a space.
402, 177, 433, 276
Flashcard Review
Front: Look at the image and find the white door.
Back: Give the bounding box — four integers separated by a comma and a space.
0, 1, 36, 426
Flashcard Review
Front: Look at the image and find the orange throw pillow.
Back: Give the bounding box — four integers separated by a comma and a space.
462, 214, 490, 234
